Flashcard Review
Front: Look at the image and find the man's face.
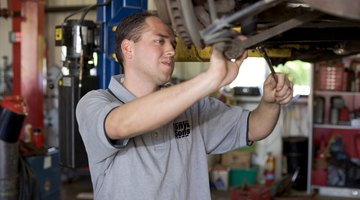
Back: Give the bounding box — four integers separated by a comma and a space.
131, 17, 176, 86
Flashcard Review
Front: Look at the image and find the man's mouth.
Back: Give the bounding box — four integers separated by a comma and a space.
162, 60, 174, 67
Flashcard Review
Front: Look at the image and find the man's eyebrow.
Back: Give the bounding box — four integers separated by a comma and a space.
157, 33, 168, 38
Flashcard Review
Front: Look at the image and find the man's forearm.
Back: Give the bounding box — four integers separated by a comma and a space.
248, 99, 281, 141
105, 72, 220, 140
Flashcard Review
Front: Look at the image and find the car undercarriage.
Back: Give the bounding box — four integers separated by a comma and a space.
154, 0, 360, 64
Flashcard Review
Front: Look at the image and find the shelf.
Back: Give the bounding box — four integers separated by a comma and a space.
313, 124, 359, 130
312, 185, 360, 198
234, 96, 261, 103
235, 95, 308, 104
310, 61, 360, 196
315, 90, 360, 96
295, 96, 309, 104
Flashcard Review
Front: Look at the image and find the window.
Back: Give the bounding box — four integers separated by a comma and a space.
230, 57, 312, 96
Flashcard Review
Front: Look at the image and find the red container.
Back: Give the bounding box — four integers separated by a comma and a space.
338, 107, 349, 123
316, 65, 344, 91
312, 169, 327, 186
230, 185, 271, 200
264, 152, 275, 185
31, 128, 44, 149
0, 96, 27, 115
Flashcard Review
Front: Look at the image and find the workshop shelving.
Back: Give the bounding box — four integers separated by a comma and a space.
309, 61, 360, 198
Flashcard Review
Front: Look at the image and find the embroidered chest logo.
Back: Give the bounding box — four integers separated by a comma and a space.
173, 120, 191, 139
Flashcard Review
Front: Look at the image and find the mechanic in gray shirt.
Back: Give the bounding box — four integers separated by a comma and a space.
76, 12, 293, 200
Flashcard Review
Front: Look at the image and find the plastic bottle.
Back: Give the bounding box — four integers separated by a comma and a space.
264, 152, 275, 185
23, 124, 32, 143
31, 128, 44, 148
342, 67, 349, 91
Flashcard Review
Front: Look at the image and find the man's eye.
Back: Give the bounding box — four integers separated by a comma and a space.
156, 39, 165, 44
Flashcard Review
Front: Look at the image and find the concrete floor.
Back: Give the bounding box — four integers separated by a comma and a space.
60, 171, 93, 200
59, 173, 231, 200
59, 175, 355, 200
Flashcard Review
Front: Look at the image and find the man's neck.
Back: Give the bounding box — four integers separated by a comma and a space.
122, 74, 160, 98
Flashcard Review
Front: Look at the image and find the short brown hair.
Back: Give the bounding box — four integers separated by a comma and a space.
114, 12, 155, 66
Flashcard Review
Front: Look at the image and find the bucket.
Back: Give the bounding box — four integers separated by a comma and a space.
0, 96, 27, 143
282, 136, 308, 190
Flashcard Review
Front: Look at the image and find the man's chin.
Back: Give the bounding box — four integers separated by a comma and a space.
161, 74, 173, 85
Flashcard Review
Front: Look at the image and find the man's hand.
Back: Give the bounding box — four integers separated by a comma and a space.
263, 73, 293, 105
248, 73, 293, 141
206, 36, 248, 89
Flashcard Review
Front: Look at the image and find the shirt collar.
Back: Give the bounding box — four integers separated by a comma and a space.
108, 74, 136, 103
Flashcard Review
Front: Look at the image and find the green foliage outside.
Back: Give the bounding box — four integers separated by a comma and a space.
274, 60, 311, 86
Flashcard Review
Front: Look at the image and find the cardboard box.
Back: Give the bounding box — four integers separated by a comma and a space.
221, 151, 251, 169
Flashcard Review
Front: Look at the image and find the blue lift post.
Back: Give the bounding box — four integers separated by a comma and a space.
96, 0, 148, 89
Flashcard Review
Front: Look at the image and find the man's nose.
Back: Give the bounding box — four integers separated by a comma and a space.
165, 43, 176, 57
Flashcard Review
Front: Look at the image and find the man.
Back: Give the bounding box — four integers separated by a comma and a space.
76, 12, 293, 200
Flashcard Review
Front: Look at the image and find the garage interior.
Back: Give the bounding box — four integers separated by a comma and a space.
1, 0, 360, 199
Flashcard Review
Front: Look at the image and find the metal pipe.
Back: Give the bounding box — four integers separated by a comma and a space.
201, 0, 284, 36
45, 5, 96, 13
0, 140, 19, 200
207, 0, 217, 23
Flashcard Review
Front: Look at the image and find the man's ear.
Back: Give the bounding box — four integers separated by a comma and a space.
121, 39, 134, 60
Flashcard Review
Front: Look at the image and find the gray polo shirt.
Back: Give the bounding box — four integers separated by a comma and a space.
76, 75, 250, 200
